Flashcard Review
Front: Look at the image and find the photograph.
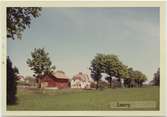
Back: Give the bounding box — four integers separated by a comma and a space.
6, 6, 160, 111
4, 3, 163, 115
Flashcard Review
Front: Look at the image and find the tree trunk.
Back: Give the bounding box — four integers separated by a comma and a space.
96, 80, 99, 89
123, 79, 126, 87
37, 78, 41, 88
109, 76, 112, 88
118, 78, 121, 88
126, 79, 131, 88
124, 79, 128, 88
140, 81, 143, 87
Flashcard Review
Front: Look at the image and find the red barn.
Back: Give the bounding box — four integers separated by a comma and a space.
39, 70, 69, 89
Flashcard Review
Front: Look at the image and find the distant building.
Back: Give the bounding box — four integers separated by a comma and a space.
38, 70, 69, 89
24, 76, 36, 86
71, 72, 91, 89
16, 74, 24, 82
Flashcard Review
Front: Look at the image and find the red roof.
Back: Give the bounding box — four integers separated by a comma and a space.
39, 70, 69, 80
72, 72, 89, 81
52, 70, 69, 79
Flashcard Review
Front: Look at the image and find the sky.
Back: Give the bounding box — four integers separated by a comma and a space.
7, 7, 160, 81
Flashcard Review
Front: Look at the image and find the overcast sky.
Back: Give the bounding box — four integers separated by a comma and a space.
7, 7, 160, 81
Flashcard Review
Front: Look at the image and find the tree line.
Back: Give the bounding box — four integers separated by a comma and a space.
26, 49, 148, 89
90, 54, 147, 89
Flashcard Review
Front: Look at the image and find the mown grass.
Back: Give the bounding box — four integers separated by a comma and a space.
7, 86, 159, 111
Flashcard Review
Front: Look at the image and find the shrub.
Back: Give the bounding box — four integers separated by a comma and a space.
7, 57, 17, 105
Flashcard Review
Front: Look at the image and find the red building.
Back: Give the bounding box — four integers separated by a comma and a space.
39, 70, 69, 89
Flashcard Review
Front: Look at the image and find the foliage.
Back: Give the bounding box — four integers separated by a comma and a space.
124, 68, 147, 88
13, 66, 19, 75
7, 57, 17, 105
90, 54, 128, 88
7, 7, 42, 39
102, 54, 128, 88
89, 54, 105, 89
90, 53, 147, 88
124, 68, 133, 88
26, 48, 56, 78
153, 68, 160, 86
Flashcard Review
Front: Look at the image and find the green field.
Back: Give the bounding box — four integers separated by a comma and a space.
7, 86, 159, 111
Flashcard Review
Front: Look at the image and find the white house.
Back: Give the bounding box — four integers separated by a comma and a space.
71, 72, 91, 89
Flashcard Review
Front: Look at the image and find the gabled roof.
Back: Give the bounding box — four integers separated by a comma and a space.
72, 72, 89, 81
51, 70, 69, 79
39, 70, 69, 80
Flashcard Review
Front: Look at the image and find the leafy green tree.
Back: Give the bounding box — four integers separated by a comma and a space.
125, 68, 147, 88
103, 54, 128, 88
89, 54, 105, 89
26, 48, 56, 88
116, 64, 129, 87
7, 7, 42, 39
7, 57, 17, 105
90, 54, 147, 89
90, 54, 128, 88
133, 70, 147, 87
124, 68, 133, 88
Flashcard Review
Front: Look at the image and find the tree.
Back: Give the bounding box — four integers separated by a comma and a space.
7, 7, 42, 39
7, 57, 17, 105
90, 54, 128, 88
26, 48, 56, 88
134, 70, 147, 87
13, 66, 19, 75
124, 68, 133, 88
153, 68, 160, 86
125, 68, 147, 88
89, 54, 105, 89
90, 53, 147, 89
102, 54, 128, 88
116, 64, 129, 87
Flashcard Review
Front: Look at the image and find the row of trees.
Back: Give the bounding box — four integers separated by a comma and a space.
90, 54, 147, 89
26, 50, 148, 89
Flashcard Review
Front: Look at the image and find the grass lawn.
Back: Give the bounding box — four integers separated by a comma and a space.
7, 86, 159, 111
